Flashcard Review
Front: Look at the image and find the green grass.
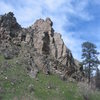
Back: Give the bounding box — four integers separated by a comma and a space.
0, 54, 100, 100
89, 91, 100, 100
0, 54, 4, 62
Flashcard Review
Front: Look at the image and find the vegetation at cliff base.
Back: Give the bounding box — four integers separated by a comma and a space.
0, 54, 100, 100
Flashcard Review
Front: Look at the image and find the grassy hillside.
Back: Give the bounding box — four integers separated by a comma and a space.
0, 54, 100, 100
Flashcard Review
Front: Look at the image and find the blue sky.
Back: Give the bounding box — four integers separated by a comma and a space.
0, 0, 100, 61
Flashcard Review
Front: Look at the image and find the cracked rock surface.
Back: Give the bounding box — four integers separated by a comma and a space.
0, 12, 83, 81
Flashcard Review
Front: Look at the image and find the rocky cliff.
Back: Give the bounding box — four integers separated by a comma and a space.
0, 12, 83, 81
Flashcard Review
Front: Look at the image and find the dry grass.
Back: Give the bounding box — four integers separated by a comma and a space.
78, 82, 100, 100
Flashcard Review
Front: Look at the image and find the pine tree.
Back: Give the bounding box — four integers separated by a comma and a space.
81, 42, 99, 83
96, 68, 100, 89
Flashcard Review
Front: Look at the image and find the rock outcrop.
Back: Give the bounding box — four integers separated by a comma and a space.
0, 12, 83, 81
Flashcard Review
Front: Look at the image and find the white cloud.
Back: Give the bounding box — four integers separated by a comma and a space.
0, 0, 92, 28
62, 32, 84, 60
44, 0, 66, 11
0, 1, 14, 14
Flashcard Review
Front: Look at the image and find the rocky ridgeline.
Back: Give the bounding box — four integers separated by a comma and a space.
0, 12, 83, 81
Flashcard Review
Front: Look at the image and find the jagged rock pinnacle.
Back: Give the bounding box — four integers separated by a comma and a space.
0, 12, 83, 81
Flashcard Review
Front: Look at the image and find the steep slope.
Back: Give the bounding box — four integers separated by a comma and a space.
0, 12, 83, 81
1, 54, 100, 100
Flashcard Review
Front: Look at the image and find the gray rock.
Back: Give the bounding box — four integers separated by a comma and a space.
4, 50, 13, 59
0, 87, 5, 94
0, 12, 83, 81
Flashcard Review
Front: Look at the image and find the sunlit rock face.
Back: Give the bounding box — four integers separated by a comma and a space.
0, 12, 83, 81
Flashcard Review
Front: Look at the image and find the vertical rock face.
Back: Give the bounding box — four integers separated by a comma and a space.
0, 12, 21, 58
0, 12, 83, 80
31, 18, 75, 72
31, 18, 54, 54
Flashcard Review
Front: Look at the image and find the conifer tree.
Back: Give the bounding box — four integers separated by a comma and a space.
81, 42, 99, 83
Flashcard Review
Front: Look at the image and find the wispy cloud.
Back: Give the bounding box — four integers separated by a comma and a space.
0, 1, 14, 13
